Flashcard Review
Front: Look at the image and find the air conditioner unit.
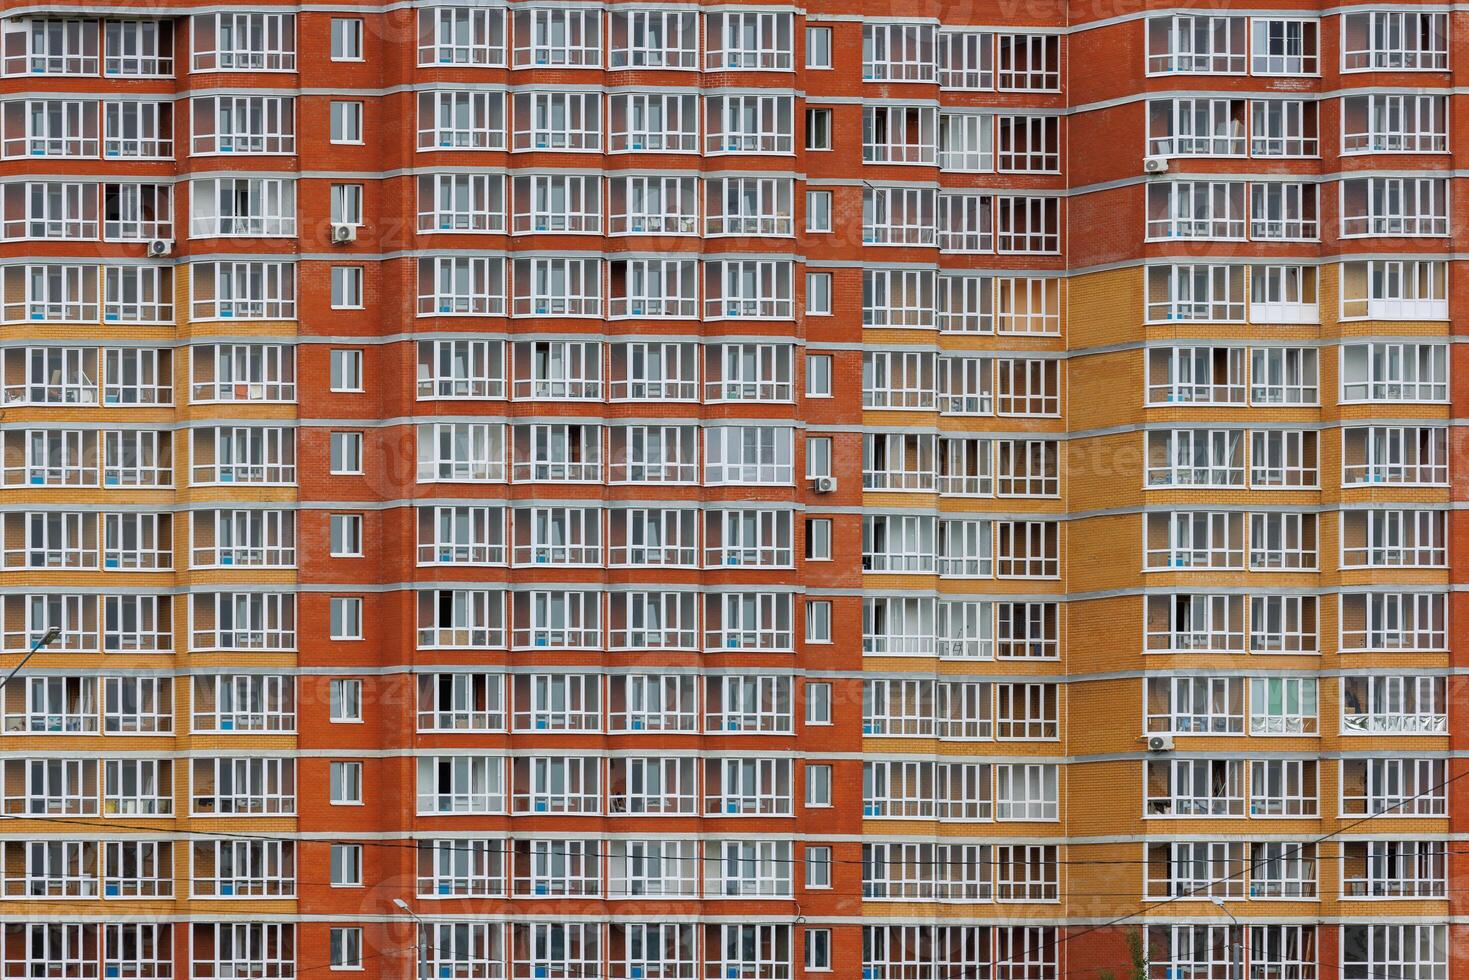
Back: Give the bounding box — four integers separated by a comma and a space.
331, 223, 357, 244
146, 239, 173, 257
1143, 156, 1169, 175
811, 475, 838, 493
1146, 733, 1175, 752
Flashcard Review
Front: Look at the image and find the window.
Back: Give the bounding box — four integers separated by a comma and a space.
807, 437, 833, 479
331, 844, 362, 886
805, 929, 831, 971
1252, 19, 1318, 74
331, 19, 363, 60
807, 272, 832, 315
806, 519, 832, 561
331, 432, 363, 474
1342, 925, 1446, 980
330, 928, 362, 970
330, 762, 363, 804
193, 12, 296, 71
806, 27, 832, 68
807, 601, 832, 644
331, 267, 364, 309
806, 764, 832, 806
806, 682, 832, 725
1341, 12, 1448, 71
330, 184, 363, 226
330, 679, 362, 722
806, 190, 832, 232
807, 355, 833, 397
806, 108, 832, 150
330, 350, 363, 392
330, 101, 363, 143
330, 514, 363, 556
331, 597, 363, 641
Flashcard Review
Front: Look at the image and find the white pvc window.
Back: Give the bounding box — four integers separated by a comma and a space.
190, 95, 295, 154
191, 13, 295, 71
1146, 14, 1246, 74
416, 422, 506, 483
998, 115, 1059, 172
1339, 260, 1447, 321
417, 673, 505, 731
188, 177, 293, 238
1147, 98, 1246, 156
1249, 183, 1317, 240
103, 595, 171, 653
706, 94, 794, 154
1340, 592, 1445, 653
416, 755, 505, 814
417, 6, 506, 66
704, 260, 792, 320
706, 11, 792, 70
512, 8, 599, 67
513, 91, 600, 151
1341, 177, 1448, 237
417, 173, 505, 233
1252, 19, 1318, 75
1248, 595, 1318, 654
995, 763, 1057, 820
705, 176, 793, 237
2, 265, 97, 322
102, 100, 172, 159
417, 256, 505, 316
1, 100, 98, 158
1342, 510, 1445, 568
190, 261, 295, 320
863, 23, 936, 81
863, 269, 935, 327
705, 427, 793, 485
610, 93, 697, 152
1341, 343, 1447, 402
1342, 12, 1447, 71
417, 90, 506, 150
1342, 426, 1447, 486
105, 21, 173, 77
1250, 347, 1317, 404
1146, 181, 1245, 240
610, 11, 697, 69
1249, 676, 1317, 735
938, 30, 994, 89
607, 174, 694, 235
609, 259, 697, 319
417, 339, 505, 400
102, 182, 172, 241
998, 33, 1059, 90
1342, 94, 1448, 154
864, 186, 936, 246
938, 112, 993, 172
704, 593, 792, 652
511, 257, 600, 317
862, 105, 937, 164
1341, 759, 1446, 817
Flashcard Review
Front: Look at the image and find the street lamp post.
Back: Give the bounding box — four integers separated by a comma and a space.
1212, 896, 1243, 980
393, 898, 425, 979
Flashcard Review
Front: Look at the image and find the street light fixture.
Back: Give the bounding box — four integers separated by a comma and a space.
393, 898, 425, 974
1212, 896, 1242, 980
0, 626, 62, 694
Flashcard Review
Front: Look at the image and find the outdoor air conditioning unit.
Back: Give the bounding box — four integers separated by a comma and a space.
331, 223, 357, 244
811, 475, 838, 493
1143, 156, 1170, 175
146, 239, 173, 257
1146, 733, 1175, 753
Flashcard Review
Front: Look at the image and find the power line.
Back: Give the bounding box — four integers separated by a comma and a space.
0, 809, 1458, 872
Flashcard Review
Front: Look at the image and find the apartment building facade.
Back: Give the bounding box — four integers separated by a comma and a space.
0, 2, 1459, 979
